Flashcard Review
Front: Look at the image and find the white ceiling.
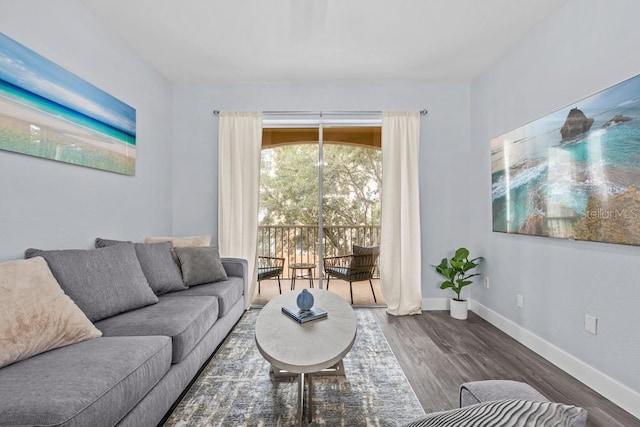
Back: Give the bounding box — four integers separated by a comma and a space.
81, 0, 567, 83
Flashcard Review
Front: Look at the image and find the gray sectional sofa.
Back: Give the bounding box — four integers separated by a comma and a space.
0, 240, 248, 427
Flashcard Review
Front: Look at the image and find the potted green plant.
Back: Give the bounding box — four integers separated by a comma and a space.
433, 247, 482, 320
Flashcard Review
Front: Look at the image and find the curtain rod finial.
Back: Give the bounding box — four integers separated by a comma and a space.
420, 109, 428, 116
212, 110, 220, 116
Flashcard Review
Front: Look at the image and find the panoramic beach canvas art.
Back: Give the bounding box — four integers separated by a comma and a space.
492, 74, 640, 246
0, 33, 136, 175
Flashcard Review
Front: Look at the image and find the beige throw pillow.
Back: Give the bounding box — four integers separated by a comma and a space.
0, 257, 102, 368
144, 235, 212, 247
144, 235, 212, 265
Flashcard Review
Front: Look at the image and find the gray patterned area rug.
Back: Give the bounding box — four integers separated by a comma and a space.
164, 309, 425, 426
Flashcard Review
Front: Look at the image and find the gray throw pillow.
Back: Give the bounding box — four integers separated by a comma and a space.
95, 237, 132, 248
95, 238, 186, 295
133, 243, 187, 294
25, 244, 158, 322
175, 246, 227, 287
403, 399, 587, 427
351, 245, 380, 269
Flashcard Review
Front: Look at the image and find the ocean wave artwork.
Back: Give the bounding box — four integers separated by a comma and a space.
491, 73, 640, 246
0, 33, 136, 175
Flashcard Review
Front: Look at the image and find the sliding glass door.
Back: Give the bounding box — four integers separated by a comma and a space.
256, 117, 382, 305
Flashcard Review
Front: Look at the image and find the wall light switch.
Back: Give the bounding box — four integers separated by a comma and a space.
516, 294, 524, 308
483, 276, 490, 289
585, 315, 598, 335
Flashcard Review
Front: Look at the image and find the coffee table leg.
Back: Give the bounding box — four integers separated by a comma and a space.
297, 372, 305, 426
308, 373, 313, 423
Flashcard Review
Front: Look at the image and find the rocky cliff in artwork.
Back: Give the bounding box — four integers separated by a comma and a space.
560, 108, 594, 141
603, 114, 632, 127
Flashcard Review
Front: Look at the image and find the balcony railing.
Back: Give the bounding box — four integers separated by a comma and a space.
257, 225, 381, 278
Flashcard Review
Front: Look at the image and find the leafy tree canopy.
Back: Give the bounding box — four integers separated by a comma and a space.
259, 143, 381, 227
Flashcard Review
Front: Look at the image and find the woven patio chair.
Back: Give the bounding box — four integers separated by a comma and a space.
257, 256, 284, 294
323, 245, 380, 304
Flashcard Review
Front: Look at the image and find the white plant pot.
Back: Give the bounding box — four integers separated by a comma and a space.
449, 299, 468, 320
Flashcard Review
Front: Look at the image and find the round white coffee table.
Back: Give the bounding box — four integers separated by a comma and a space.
255, 288, 357, 425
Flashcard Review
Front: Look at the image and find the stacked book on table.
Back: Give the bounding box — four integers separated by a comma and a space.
282, 305, 327, 324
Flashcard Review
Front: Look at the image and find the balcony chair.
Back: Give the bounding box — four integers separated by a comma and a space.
257, 256, 284, 294
323, 245, 380, 304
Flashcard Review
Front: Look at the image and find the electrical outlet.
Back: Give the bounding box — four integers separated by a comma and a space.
483, 276, 490, 289
585, 315, 598, 335
516, 294, 524, 308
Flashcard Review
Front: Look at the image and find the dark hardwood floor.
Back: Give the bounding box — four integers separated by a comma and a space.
372, 309, 640, 427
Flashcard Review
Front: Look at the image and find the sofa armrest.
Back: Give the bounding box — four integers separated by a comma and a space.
221, 258, 249, 302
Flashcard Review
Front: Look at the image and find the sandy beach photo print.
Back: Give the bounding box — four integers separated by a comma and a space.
0, 33, 136, 175
491, 74, 640, 246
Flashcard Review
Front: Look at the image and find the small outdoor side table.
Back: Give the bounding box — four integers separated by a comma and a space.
289, 263, 315, 290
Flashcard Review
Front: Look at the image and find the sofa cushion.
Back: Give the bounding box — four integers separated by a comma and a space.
175, 246, 227, 286
25, 244, 158, 322
0, 335, 171, 427
403, 399, 587, 427
94, 237, 132, 247
168, 277, 243, 317
134, 242, 188, 294
25, 243, 158, 322
144, 235, 211, 266
0, 257, 102, 368
94, 295, 219, 363
95, 238, 186, 295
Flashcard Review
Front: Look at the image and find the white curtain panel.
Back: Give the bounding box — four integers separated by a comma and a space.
218, 112, 263, 307
380, 111, 422, 316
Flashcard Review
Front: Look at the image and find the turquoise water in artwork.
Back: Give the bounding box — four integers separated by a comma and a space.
492, 100, 640, 233
0, 79, 134, 145
0, 33, 135, 137
0, 33, 136, 174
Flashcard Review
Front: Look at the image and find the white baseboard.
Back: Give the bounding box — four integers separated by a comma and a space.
470, 299, 640, 420
421, 297, 449, 310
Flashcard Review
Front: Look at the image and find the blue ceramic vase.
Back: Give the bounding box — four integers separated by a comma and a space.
296, 289, 314, 311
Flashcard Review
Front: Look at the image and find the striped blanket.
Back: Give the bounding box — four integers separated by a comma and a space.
404, 399, 587, 427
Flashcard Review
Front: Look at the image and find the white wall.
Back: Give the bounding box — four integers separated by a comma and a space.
0, 0, 173, 261
171, 82, 471, 298
470, 0, 640, 404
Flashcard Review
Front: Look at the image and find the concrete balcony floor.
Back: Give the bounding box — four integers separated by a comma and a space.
252, 278, 384, 306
